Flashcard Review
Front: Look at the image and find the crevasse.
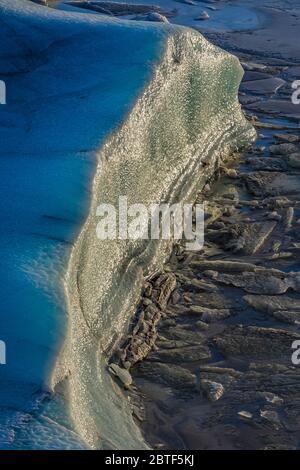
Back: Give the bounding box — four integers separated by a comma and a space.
0, 0, 255, 450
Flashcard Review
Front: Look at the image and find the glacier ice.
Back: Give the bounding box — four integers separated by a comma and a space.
0, 0, 255, 449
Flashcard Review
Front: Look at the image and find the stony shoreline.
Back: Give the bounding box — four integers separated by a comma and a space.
108, 4, 300, 448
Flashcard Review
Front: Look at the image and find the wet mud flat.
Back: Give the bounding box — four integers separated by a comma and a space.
113, 128, 300, 449
108, 1, 300, 450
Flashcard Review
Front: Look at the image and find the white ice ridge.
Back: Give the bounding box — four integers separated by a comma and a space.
0, 0, 255, 449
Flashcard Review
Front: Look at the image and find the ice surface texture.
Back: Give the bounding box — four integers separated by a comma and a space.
0, 0, 255, 449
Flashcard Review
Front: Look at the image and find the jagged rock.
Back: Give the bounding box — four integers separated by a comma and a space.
157, 273, 177, 309
188, 305, 231, 321
161, 326, 205, 344
132, 405, 144, 422
225, 168, 238, 179
207, 220, 226, 230
272, 240, 282, 252
215, 272, 290, 295
213, 325, 300, 360
243, 71, 273, 81
191, 259, 260, 273
247, 98, 300, 120
241, 200, 260, 207
254, 121, 292, 130
223, 205, 236, 217
136, 362, 196, 390
181, 277, 218, 293
206, 267, 300, 295
238, 411, 253, 420
143, 282, 153, 297
196, 320, 209, 330
200, 308, 232, 323
187, 291, 240, 310
241, 62, 267, 72
156, 334, 198, 350
142, 297, 153, 307
199, 366, 242, 379
162, 318, 177, 327
284, 207, 294, 231
241, 77, 285, 95
260, 409, 281, 426
240, 95, 262, 105
267, 211, 282, 221
265, 196, 292, 209
194, 260, 300, 293
245, 157, 287, 172
152, 310, 162, 326
244, 172, 300, 197
287, 153, 300, 169
115, 348, 127, 363
195, 11, 210, 21
149, 344, 211, 363
272, 310, 300, 325
126, 336, 157, 365
269, 143, 299, 155
144, 12, 169, 23
66, 1, 173, 17
154, 273, 169, 287
269, 252, 292, 261
244, 294, 300, 315
171, 289, 181, 304
108, 363, 133, 389
200, 380, 224, 401
199, 368, 239, 391
260, 392, 283, 405
222, 221, 277, 255
274, 134, 300, 143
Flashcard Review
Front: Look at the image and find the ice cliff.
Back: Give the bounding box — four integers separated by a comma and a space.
0, 0, 255, 449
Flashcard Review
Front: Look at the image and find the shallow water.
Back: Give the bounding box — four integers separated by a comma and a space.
200, 5, 259, 32
68, 0, 260, 32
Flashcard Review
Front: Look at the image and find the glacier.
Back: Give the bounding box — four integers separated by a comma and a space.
0, 0, 255, 449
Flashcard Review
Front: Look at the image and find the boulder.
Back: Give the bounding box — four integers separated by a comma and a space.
108, 363, 133, 389
200, 380, 224, 401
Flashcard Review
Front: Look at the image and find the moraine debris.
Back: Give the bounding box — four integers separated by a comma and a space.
109, 40, 300, 447
238, 411, 253, 420
109, 272, 177, 376
108, 363, 133, 389
200, 380, 224, 402
260, 410, 281, 427
195, 11, 210, 21
260, 391, 283, 405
